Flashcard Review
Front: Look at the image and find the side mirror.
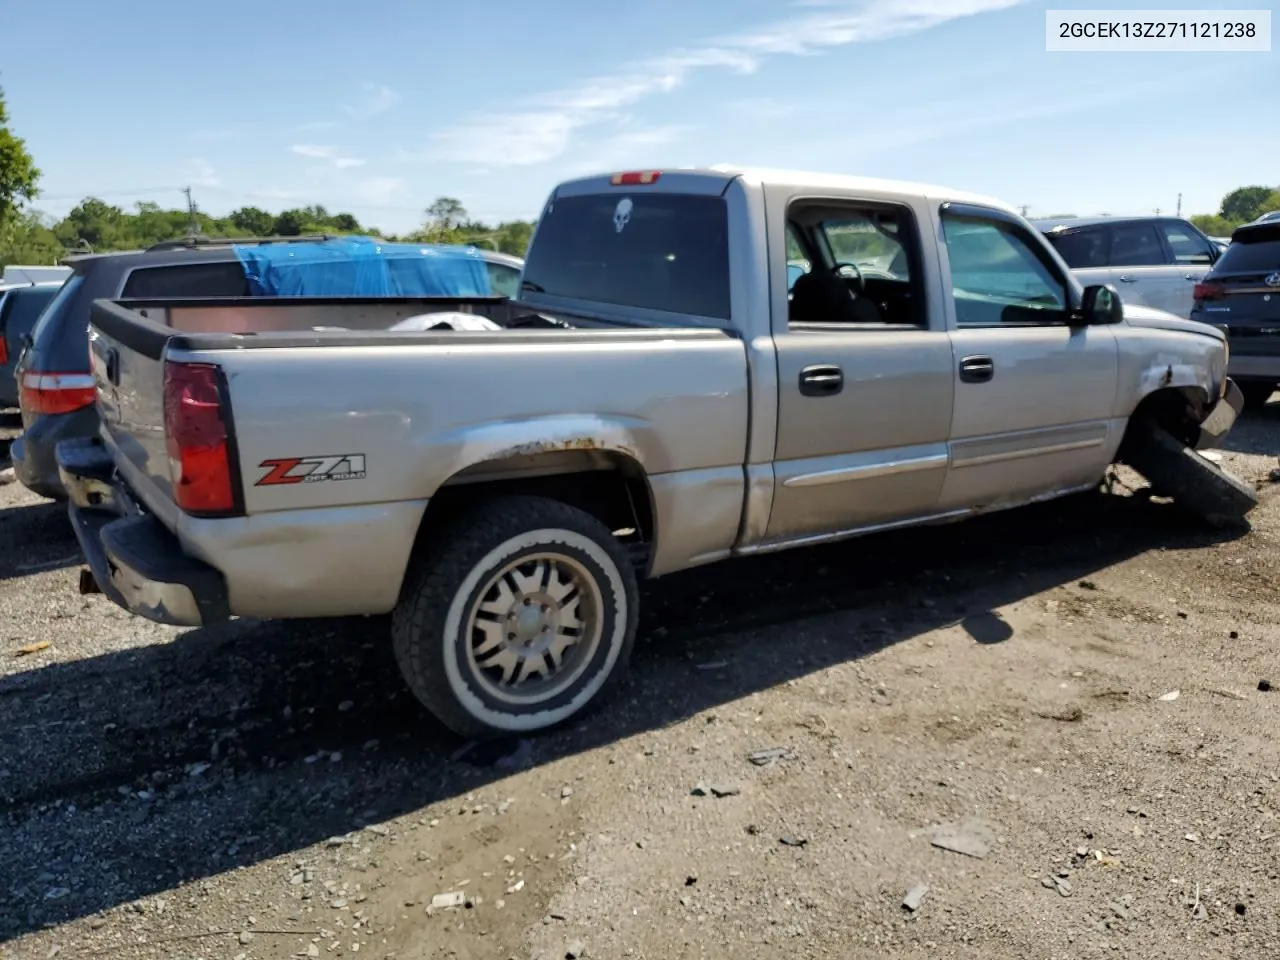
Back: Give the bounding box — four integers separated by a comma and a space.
1079, 284, 1123, 325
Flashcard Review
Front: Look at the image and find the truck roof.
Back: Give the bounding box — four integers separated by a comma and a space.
554, 165, 1020, 217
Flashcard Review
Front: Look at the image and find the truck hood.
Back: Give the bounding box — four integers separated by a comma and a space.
1122, 303, 1224, 341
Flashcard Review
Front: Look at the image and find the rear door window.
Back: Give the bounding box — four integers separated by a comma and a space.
122, 261, 248, 298
520, 193, 730, 319
1109, 223, 1167, 266
1046, 228, 1108, 269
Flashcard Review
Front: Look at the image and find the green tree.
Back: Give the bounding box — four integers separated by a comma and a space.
0, 209, 63, 268
272, 209, 307, 236
54, 198, 124, 250
1220, 186, 1274, 223
423, 197, 467, 241
231, 206, 275, 235
0, 85, 40, 225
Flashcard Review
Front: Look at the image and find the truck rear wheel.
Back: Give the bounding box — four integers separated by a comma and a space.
392, 495, 639, 739
1124, 422, 1257, 528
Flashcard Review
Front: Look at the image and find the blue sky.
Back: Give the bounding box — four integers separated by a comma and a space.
2, 0, 1275, 234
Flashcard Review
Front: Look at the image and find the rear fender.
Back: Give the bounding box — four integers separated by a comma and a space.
430, 414, 664, 490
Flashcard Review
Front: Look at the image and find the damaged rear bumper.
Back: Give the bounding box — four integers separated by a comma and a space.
56, 436, 229, 628
1195, 378, 1244, 450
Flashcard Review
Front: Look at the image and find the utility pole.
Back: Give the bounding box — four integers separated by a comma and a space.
1176, 192, 1182, 217
183, 186, 199, 236
1019, 204, 1030, 217
1154, 207, 1161, 216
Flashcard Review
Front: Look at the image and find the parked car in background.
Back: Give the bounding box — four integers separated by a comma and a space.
1, 264, 72, 285
1210, 236, 1232, 254
479, 249, 524, 298
0, 282, 63, 407
1190, 219, 1280, 409
12, 235, 516, 499
1252, 211, 1280, 225
1034, 215, 1221, 319
61, 165, 1251, 739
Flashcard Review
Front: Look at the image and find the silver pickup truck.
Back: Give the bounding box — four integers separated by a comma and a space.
57, 166, 1253, 739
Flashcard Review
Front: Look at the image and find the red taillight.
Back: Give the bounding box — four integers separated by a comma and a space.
610, 170, 661, 186
1193, 281, 1226, 302
163, 360, 236, 515
19, 371, 97, 415
0, 339, 7, 366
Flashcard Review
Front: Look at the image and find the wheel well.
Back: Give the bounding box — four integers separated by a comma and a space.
413, 451, 655, 569
1120, 387, 1206, 455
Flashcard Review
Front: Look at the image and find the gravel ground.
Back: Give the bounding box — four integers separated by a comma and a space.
2, 408, 1280, 960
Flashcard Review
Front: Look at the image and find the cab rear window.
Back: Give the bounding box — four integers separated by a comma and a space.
520, 193, 730, 320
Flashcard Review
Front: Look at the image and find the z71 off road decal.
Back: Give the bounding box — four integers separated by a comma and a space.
255, 454, 367, 486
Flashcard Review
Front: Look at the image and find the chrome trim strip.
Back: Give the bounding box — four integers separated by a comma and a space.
952, 436, 1105, 469
781, 452, 948, 488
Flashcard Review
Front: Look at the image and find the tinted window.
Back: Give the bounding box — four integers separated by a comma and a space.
1160, 221, 1214, 264
941, 214, 1067, 326
1047, 229, 1108, 269
2, 286, 59, 332
521, 193, 729, 319
1216, 235, 1280, 274
30, 274, 86, 355
485, 262, 521, 299
1109, 223, 1166, 266
122, 261, 248, 298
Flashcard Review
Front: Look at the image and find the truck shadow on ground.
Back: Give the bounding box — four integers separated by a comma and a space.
0, 490, 1248, 941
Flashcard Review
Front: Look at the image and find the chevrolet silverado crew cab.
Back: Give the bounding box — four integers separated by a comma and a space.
58, 166, 1252, 739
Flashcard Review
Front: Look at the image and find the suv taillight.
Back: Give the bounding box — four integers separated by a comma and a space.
1193, 281, 1226, 302
19, 371, 97, 415
163, 360, 237, 515
0, 339, 7, 366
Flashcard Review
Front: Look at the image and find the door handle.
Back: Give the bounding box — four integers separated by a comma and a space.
799, 364, 843, 397
1117, 275, 1138, 283
1184, 274, 1200, 281
959, 355, 994, 384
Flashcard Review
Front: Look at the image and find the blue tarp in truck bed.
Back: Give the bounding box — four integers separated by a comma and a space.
232, 237, 493, 298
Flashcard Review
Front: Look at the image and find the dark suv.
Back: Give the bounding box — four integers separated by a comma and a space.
1189, 220, 1280, 409
11, 237, 524, 498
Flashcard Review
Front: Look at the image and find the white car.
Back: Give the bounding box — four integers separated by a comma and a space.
1034, 215, 1222, 320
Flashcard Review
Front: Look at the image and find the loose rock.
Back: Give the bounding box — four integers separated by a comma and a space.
902, 883, 929, 912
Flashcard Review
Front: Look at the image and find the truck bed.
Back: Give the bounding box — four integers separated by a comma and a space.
82, 296, 752, 618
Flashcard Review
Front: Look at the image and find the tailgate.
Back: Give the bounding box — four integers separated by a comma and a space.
88, 301, 177, 508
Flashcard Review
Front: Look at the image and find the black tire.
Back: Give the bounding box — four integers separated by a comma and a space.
1239, 381, 1275, 411
1124, 423, 1257, 527
392, 495, 639, 739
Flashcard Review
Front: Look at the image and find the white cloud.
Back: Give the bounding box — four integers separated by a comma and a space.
348, 82, 401, 119
186, 158, 221, 188
291, 144, 338, 159
560, 124, 692, 177
427, 0, 1029, 167
353, 177, 407, 206
332, 157, 367, 169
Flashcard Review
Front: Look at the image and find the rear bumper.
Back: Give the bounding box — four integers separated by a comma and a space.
57, 436, 229, 628
12, 405, 100, 499
1195, 378, 1244, 450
